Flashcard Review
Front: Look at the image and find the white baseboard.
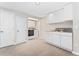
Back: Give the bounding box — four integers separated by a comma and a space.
72, 51, 79, 56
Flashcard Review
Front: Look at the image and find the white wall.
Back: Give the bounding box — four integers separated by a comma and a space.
39, 17, 49, 39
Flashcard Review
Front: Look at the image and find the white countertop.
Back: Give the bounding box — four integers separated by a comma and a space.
47, 32, 72, 36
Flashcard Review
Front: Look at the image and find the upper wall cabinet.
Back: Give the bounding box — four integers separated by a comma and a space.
48, 3, 73, 24
64, 4, 73, 21
48, 9, 64, 23
54, 9, 64, 23
47, 13, 55, 23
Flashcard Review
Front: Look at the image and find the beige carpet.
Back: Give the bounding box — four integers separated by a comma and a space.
0, 39, 75, 56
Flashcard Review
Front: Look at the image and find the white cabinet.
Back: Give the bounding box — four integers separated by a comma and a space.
51, 33, 60, 46
0, 9, 15, 47
48, 4, 73, 24
54, 9, 64, 23
45, 32, 52, 43
64, 4, 73, 21
34, 30, 38, 39
60, 33, 72, 51
48, 9, 64, 23
61, 36, 72, 51
28, 20, 36, 29
45, 32, 72, 51
47, 14, 55, 23
46, 32, 60, 47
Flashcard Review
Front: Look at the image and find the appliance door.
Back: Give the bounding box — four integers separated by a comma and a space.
28, 30, 34, 36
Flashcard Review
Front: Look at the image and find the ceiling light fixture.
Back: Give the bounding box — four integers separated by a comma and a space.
28, 17, 38, 21
35, 2, 40, 5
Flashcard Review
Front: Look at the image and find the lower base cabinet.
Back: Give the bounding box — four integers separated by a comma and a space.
51, 34, 60, 47
45, 32, 72, 51
60, 36, 72, 51
45, 32, 60, 47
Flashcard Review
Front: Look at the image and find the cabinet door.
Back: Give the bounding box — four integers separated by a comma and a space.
15, 14, 27, 44
64, 4, 73, 20
48, 14, 55, 23
45, 33, 52, 43
48, 9, 64, 23
45, 33, 60, 47
34, 30, 38, 38
0, 9, 15, 47
51, 34, 60, 47
58, 9, 64, 22
54, 9, 64, 23
61, 36, 72, 51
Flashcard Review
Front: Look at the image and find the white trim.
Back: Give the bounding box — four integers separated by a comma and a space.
72, 51, 79, 56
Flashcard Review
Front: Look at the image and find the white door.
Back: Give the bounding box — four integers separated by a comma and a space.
15, 15, 27, 44
0, 9, 15, 47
